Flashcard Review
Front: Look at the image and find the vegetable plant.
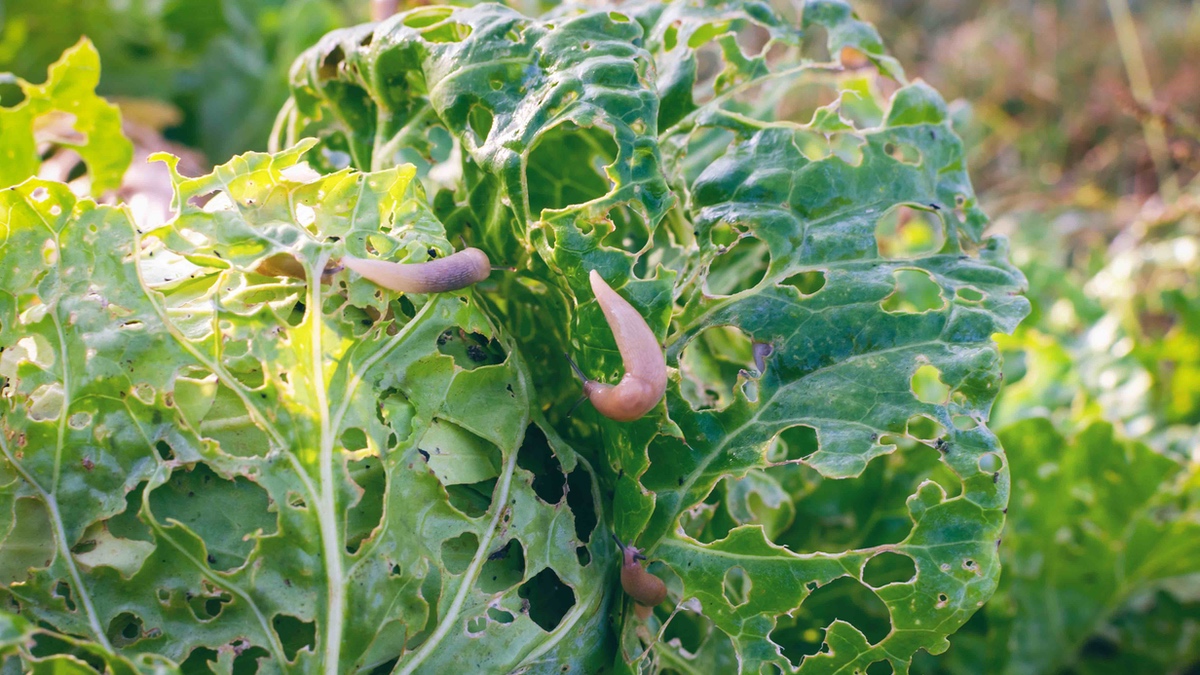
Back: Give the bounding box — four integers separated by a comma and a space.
0, 1, 1028, 673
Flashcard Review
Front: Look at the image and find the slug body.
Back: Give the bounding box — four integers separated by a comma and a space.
342, 247, 492, 293
577, 270, 667, 421
617, 539, 668, 608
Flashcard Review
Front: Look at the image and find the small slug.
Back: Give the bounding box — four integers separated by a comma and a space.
615, 535, 667, 608
342, 247, 492, 293
568, 271, 667, 422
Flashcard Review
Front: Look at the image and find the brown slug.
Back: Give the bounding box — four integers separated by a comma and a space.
568, 271, 667, 421
615, 535, 667, 608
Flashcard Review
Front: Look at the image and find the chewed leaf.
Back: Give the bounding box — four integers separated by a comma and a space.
4, 1, 1028, 673
0, 38, 132, 192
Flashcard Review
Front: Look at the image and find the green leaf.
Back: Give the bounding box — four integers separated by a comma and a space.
925, 418, 1200, 675
280, 1, 1028, 672
0, 38, 132, 192
4, 1, 1029, 672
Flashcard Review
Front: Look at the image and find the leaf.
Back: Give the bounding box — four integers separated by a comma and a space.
0, 142, 607, 672
0, 38, 132, 192
924, 418, 1200, 675
4, 1, 1029, 672
281, 1, 1028, 673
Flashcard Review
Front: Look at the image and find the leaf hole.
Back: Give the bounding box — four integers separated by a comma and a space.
526, 122, 617, 216
487, 606, 515, 624
905, 414, 945, 441
781, 270, 826, 296
232, 645, 269, 673
272, 614, 316, 662
911, 364, 950, 405
467, 104, 494, 145
866, 661, 895, 675
436, 329, 505, 370
565, 468, 598, 543
978, 452, 1002, 473
881, 269, 944, 313
768, 424, 819, 462
518, 568, 576, 631
722, 566, 751, 607
477, 539, 525, 594
187, 190, 221, 210
345, 456, 385, 554
883, 141, 921, 165
875, 205, 944, 258
466, 616, 487, 636
516, 424, 566, 504
769, 577, 890, 664
952, 415, 978, 430
420, 22, 472, 44
679, 325, 754, 411
180, 647, 218, 672
575, 546, 591, 566
440, 532, 480, 575
54, 580, 76, 611
187, 589, 232, 622
861, 551, 917, 587
706, 235, 769, 296
107, 612, 147, 648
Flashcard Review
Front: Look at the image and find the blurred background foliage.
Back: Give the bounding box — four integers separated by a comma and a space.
2, 0, 1198, 672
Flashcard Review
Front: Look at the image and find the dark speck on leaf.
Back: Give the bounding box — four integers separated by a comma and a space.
993, 472, 1000, 483
617, 469, 624, 479
487, 547, 509, 561
418, 449, 430, 462
467, 344, 487, 362
206, 554, 216, 564
81, 457, 94, 471
929, 203, 941, 210
677, 477, 683, 486
284, 579, 291, 587
428, 248, 439, 259
188, 491, 195, 497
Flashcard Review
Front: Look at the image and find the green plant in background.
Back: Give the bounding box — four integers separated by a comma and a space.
0, 0, 363, 161
1, 1, 1054, 673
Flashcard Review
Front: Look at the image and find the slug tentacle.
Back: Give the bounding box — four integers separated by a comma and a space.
572, 270, 667, 421
614, 535, 668, 609
342, 246, 492, 293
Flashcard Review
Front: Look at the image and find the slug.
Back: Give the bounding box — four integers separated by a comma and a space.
254, 254, 340, 283
342, 247, 492, 293
615, 535, 668, 609
568, 271, 667, 422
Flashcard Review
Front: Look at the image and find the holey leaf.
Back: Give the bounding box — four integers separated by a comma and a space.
2, 2, 1028, 675
0, 141, 609, 673
281, 0, 1028, 673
